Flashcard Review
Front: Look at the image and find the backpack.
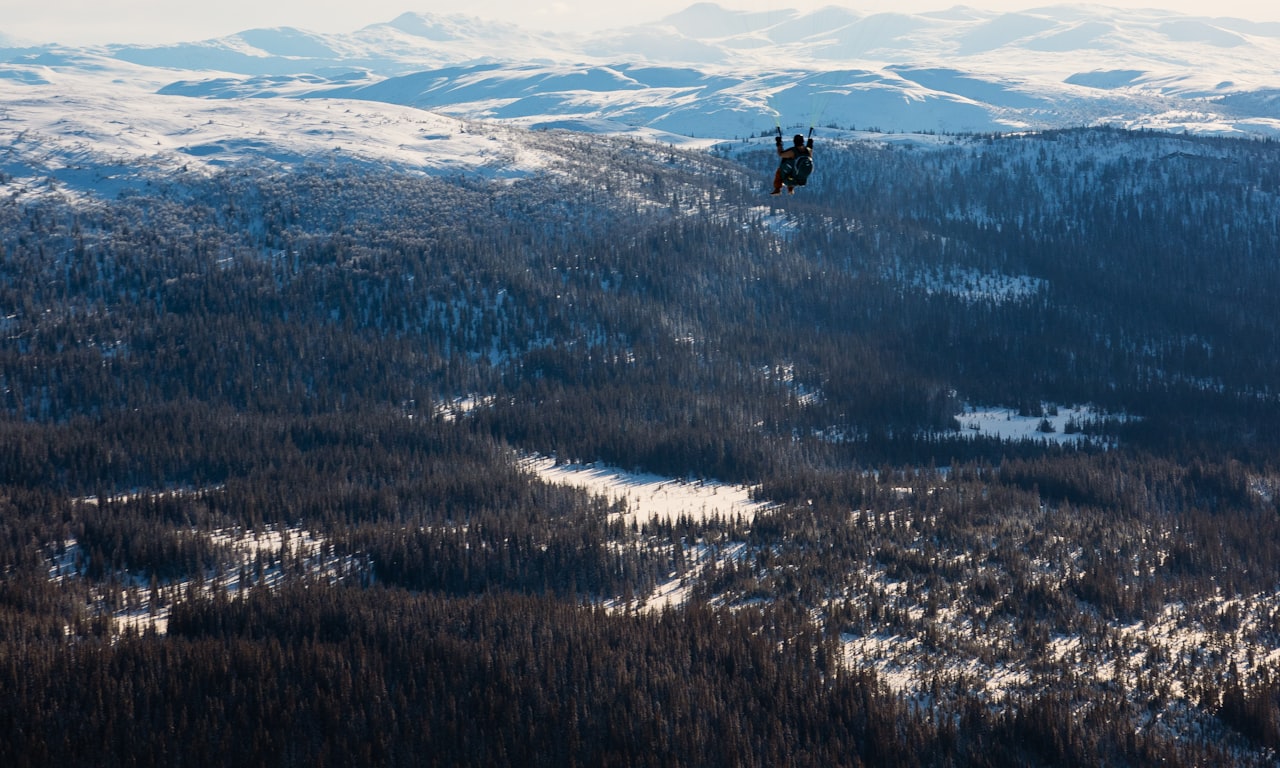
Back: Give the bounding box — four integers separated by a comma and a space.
780, 153, 814, 186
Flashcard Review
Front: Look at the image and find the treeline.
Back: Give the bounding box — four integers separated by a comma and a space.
1, 408, 1277, 760
0, 584, 1251, 767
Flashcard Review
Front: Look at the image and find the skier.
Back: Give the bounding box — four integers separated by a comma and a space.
772, 130, 814, 195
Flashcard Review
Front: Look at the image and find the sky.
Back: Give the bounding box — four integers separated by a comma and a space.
4, 1, 1280, 46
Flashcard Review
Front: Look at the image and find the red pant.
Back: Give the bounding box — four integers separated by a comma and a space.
772, 168, 789, 193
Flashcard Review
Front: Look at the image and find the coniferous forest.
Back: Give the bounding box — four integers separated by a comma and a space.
3, 125, 1280, 764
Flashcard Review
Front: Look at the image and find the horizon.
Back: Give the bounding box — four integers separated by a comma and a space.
5, 1, 1280, 47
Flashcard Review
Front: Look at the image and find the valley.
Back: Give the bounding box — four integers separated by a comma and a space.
3, 5, 1280, 765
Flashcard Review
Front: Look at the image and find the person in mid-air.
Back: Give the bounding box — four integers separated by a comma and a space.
772, 131, 814, 195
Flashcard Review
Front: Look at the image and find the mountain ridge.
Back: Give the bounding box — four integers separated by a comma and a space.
3, 2, 1280, 189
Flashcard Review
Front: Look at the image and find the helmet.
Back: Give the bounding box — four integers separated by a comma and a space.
793, 134, 805, 145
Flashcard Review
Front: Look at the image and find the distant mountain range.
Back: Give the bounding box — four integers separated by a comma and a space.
2, 3, 1280, 187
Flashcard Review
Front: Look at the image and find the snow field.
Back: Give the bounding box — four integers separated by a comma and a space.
523, 455, 773, 526
0, 71, 564, 201
956, 402, 1132, 446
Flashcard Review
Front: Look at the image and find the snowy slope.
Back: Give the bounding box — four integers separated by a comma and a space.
3, 3, 1280, 192
0, 49, 714, 199
0, 61, 563, 200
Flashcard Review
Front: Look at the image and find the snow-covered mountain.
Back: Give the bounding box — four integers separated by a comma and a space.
3, 3, 1280, 190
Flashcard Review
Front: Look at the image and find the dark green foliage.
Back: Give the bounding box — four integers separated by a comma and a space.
0, 585, 1236, 767
2, 127, 1280, 764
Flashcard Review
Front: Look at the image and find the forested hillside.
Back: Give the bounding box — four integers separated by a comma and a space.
2, 126, 1280, 765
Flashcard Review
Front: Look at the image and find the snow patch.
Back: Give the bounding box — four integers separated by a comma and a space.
907, 264, 1047, 304
522, 455, 772, 525
955, 402, 1133, 446
46, 525, 366, 638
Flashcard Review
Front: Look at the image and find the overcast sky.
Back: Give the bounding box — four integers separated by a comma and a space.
6, 1, 1280, 46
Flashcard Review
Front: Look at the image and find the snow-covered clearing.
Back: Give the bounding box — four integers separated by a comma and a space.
956, 402, 1132, 446
522, 455, 773, 526
523, 456, 770, 614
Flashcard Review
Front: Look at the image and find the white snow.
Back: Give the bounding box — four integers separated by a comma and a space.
521, 456, 770, 613
955, 402, 1132, 446
433, 394, 497, 422
0, 56, 567, 200
4, 5, 1280, 200
523, 455, 772, 525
